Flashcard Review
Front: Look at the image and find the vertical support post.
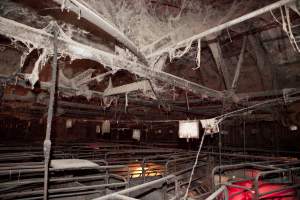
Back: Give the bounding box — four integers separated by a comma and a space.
164, 161, 168, 177
254, 175, 259, 200
224, 187, 229, 200
105, 164, 109, 194
43, 28, 58, 200
174, 178, 179, 200
142, 159, 146, 183
162, 183, 167, 200
127, 165, 130, 188
218, 131, 222, 186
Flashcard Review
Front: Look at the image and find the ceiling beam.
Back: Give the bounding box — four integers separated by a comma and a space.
208, 40, 232, 89
71, 68, 96, 86
0, 75, 103, 98
248, 34, 274, 90
145, 0, 294, 59
103, 80, 152, 97
0, 16, 223, 99
52, 0, 148, 65
231, 36, 247, 90
237, 88, 300, 100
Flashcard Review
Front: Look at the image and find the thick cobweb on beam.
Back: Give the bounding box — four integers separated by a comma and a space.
0, 0, 111, 79
82, 0, 262, 94
84, 0, 259, 49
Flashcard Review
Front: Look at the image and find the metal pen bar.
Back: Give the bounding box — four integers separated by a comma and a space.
254, 167, 300, 199
0, 182, 127, 199
92, 174, 175, 200
205, 185, 229, 200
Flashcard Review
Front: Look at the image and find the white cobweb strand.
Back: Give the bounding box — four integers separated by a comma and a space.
284, 6, 300, 52
24, 50, 49, 87
193, 39, 201, 70
22, 22, 74, 87
1, 0, 97, 86
72, 0, 255, 71
271, 6, 300, 53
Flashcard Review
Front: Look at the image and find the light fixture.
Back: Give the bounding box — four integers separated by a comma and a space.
66, 119, 72, 129
132, 129, 141, 141
178, 120, 199, 139
96, 125, 101, 133
102, 120, 110, 134
200, 118, 220, 135
290, 125, 298, 131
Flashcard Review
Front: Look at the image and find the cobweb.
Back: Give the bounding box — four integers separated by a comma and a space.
84, 0, 259, 49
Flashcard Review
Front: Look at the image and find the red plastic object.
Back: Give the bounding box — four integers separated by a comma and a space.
227, 180, 297, 200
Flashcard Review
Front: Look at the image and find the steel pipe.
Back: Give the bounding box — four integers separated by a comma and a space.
146, 0, 295, 58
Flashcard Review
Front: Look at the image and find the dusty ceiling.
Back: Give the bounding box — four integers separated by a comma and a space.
0, 0, 300, 128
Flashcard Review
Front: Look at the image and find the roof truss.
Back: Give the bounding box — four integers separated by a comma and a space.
0, 16, 223, 99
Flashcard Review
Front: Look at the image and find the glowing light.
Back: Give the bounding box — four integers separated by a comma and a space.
128, 163, 163, 178
290, 125, 298, 131
132, 129, 141, 141
178, 120, 199, 139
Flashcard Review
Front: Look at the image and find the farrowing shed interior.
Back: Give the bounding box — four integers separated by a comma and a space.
0, 0, 300, 200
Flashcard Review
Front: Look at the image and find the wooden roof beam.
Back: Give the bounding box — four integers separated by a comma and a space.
145, 0, 295, 59
52, 0, 148, 65
0, 16, 223, 99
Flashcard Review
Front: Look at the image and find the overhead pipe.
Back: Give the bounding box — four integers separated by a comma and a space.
146, 0, 295, 59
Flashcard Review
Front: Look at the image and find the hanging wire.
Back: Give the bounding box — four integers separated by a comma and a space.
183, 132, 206, 199
185, 91, 190, 111
218, 97, 227, 187
243, 109, 246, 162
147, 79, 168, 111
242, 99, 248, 178
215, 95, 291, 122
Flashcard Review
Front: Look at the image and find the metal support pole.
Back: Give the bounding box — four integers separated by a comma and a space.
142, 159, 146, 183
174, 178, 179, 200
162, 183, 167, 200
43, 28, 58, 200
105, 165, 109, 194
